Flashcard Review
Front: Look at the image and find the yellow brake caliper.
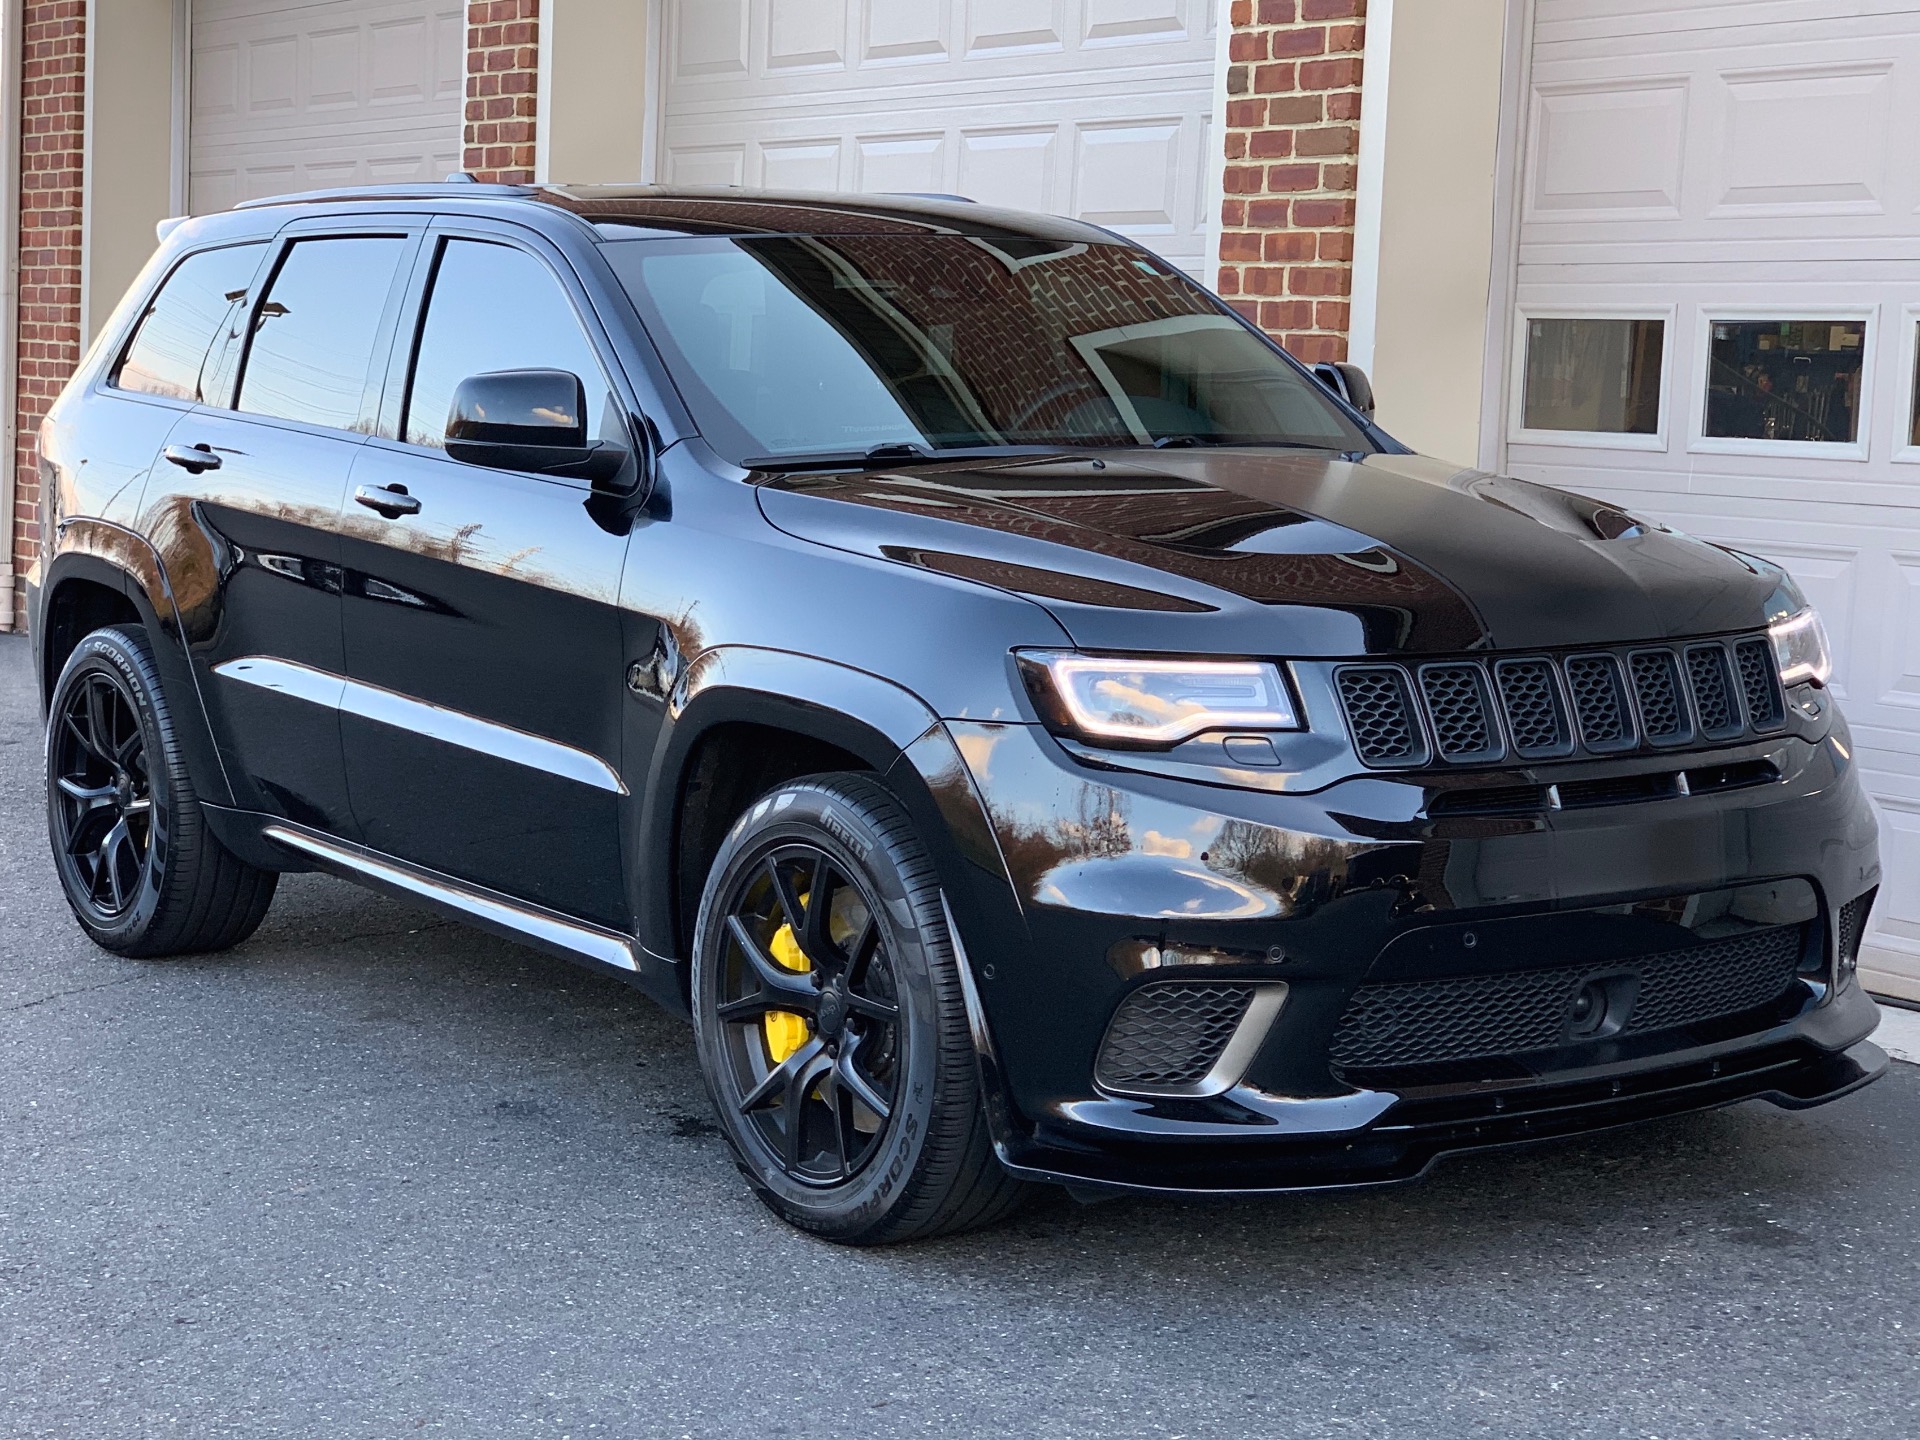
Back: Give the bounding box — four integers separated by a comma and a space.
763, 895, 813, 1064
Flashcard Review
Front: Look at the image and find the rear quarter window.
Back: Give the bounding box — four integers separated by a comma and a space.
113, 243, 269, 403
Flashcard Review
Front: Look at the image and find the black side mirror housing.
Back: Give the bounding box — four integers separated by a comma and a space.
1312, 361, 1376, 419
444, 368, 634, 489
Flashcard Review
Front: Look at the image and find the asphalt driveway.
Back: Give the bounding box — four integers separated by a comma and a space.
1, 632, 1915, 1439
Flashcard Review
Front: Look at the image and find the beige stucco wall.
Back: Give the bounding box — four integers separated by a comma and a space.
1356, 0, 1511, 468
538, 0, 651, 185
82, 0, 176, 344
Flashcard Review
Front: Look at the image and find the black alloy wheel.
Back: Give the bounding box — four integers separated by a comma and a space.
45, 626, 278, 957
50, 669, 155, 920
691, 774, 1027, 1244
714, 844, 902, 1184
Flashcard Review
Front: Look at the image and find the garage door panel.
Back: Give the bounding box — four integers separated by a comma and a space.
1526, 10, 1920, 254
1714, 63, 1893, 216
661, 0, 1215, 272
968, 0, 1066, 55
191, 0, 463, 214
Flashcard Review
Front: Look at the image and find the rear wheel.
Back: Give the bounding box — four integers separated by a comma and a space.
46, 626, 278, 957
690, 774, 1027, 1244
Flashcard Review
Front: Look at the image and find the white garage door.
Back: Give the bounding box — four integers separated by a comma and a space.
1505, 0, 1920, 999
190, 0, 465, 214
656, 0, 1220, 276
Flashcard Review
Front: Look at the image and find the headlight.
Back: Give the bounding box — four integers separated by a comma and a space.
1769, 605, 1832, 688
1019, 652, 1300, 745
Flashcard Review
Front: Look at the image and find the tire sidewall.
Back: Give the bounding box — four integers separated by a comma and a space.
691, 782, 943, 1234
45, 629, 177, 948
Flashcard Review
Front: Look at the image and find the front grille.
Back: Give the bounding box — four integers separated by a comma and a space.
1630, 649, 1689, 744
1329, 925, 1806, 1073
1419, 664, 1500, 763
1565, 653, 1635, 750
1494, 659, 1573, 758
1736, 638, 1786, 730
1333, 633, 1781, 770
1095, 982, 1254, 1093
1336, 667, 1426, 766
1686, 645, 1742, 739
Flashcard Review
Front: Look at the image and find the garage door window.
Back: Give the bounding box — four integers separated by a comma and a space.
1520, 317, 1665, 438
1705, 320, 1866, 445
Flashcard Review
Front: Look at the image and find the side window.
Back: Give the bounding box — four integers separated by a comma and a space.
405, 239, 617, 449
237, 236, 409, 432
113, 243, 268, 402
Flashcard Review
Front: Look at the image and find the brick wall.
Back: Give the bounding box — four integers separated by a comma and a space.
9, 0, 87, 629
1218, 0, 1365, 365
463, 0, 540, 183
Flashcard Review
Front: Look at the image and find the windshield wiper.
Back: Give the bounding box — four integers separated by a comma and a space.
740, 443, 1075, 472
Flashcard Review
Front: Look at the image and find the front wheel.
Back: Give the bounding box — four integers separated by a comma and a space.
690, 774, 1027, 1244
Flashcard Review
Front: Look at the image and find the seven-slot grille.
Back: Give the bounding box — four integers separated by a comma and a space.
1334, 634, 1787, 769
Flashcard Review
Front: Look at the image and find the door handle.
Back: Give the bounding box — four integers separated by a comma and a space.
354, 484, 421, 519
163, 443, 221, 474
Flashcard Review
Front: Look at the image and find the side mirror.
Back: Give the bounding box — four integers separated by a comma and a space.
1312, 361, 1376, 419
444, 368, 632, 488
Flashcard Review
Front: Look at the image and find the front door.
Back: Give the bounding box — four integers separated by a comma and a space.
336, 228, 635, 926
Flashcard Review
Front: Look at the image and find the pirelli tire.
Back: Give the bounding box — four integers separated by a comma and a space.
690, 773, 1027, 1245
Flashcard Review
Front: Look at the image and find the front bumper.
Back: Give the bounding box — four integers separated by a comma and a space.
920, 716, 1885, 1196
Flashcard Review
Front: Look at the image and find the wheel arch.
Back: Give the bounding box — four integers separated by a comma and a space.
36, 531, 234, 807
637, 647, 957, 981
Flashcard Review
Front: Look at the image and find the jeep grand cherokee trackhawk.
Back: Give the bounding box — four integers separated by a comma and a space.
26, 185, 1885, 1243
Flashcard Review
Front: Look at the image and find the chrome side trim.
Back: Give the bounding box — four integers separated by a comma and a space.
263, 825, 640, 973
1102, 982, 1291, 1100
215, 656, 627, 795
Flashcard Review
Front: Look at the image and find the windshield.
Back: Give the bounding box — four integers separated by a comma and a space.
600, 234, 1373, 464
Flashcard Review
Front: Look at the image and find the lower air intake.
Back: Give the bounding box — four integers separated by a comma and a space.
1329, 925, 1805, 1074
1095, 982, 1255, 1094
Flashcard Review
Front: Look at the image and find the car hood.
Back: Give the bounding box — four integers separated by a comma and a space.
753, 449, 1785, 657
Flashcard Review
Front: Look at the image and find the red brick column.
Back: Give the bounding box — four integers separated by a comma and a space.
10, 0, 87, 629
463, 0, 540, 183
1218, 0, 1364, 364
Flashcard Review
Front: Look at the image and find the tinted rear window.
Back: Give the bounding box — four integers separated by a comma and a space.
113, 243, 268, 403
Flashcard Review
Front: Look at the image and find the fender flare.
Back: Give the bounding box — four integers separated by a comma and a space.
38, 523, 235, 807
633, 647, 942, 955
636, 644, 1034, 1138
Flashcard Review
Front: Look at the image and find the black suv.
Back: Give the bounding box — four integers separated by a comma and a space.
27, 185, 1885, 1243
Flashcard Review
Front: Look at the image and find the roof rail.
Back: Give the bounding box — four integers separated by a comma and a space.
882, 192, 976, 204
234, 181, 530, 210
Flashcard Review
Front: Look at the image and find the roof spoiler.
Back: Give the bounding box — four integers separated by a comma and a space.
155, 215, 190, 245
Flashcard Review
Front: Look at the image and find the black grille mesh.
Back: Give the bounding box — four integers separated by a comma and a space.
1495, 660, 1569, 756
1329, 926, 1805, 1072
1332, 633, 1778, 769
1837, 893, 1872, 966
1096, 983, 1255, 1092
1420, 665, 1497, 762
1736, 638, 1785, 730
1337, 668, 1423, 765
1629, 650, 1687, 742
1565, 654, 1632, 749
1686, 646, 1740, 738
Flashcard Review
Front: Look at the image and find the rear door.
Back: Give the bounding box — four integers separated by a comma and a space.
335, 222, 637, 925
143, 221, 420, 835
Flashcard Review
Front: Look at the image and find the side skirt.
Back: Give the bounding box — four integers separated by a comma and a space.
260, 820, 687, 1013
